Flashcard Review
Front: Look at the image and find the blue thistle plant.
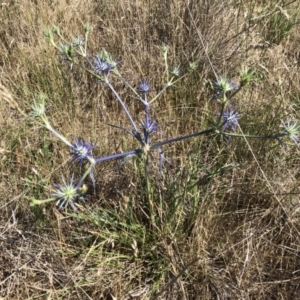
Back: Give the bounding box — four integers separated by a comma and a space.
137, 80, 157, 141
189, 62, 197, 71
107, 79, 157, 151
44, 29, 54, 45
37, 24, 300, 217
72, 36, 87, 57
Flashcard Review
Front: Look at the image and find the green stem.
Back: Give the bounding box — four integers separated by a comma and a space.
77, 162, 95, 188
216, 102, 226, 127
228, 85, 242, 98
30, 197, 57, 206
144, 156, 154, 225
74, 61, 104, 81
43, 119, 73, 148
149, 83, 173, 104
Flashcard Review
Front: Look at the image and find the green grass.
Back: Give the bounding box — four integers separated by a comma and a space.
1, 0, 300, 299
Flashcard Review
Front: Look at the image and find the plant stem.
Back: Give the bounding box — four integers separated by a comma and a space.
223, 132, 288, 139
144, 155, 154, 226
95, 149, 142, 163
151, 128, 215, 149
105, 79, 139, 132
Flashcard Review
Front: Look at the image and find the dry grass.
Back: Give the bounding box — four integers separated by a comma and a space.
1, 0, 300, 299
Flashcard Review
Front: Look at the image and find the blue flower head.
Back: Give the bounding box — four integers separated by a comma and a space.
94, 50, 118, 76
138, 79, 152, 94
221, 109, 241, 132
94, 56, 114, 76
142, 118, 157, 134
141, 104, 158, 144
70, 137, 95, 166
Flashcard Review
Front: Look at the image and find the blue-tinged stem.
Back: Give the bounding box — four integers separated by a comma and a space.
150, 128, 215, 149
95, 149, 142, 163
144, 104, 150, 144
77, 150, 143, 188
105, 79, 139, 132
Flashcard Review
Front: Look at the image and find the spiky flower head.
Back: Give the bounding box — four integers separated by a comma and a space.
72, 36, 85, 49
161, 43, 169, 56
52, 25, 60, 35
30, 94, 47, 118
171, 66, 180, 77
221, 109, 241, 132
138, 79, 152, 94
141, 118, 158, 134
84, 22, 91, 34
70, 137, 95, 165
240, 66, 256, 87
94, 56, 113, 76
281, 119, 300, 144
52, 174, 83, 211
210, 76, 238, 100
94, 50, 118, 76
189, 61, 197, 71
59, 43, 75, 62
44, 29, 54, 45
